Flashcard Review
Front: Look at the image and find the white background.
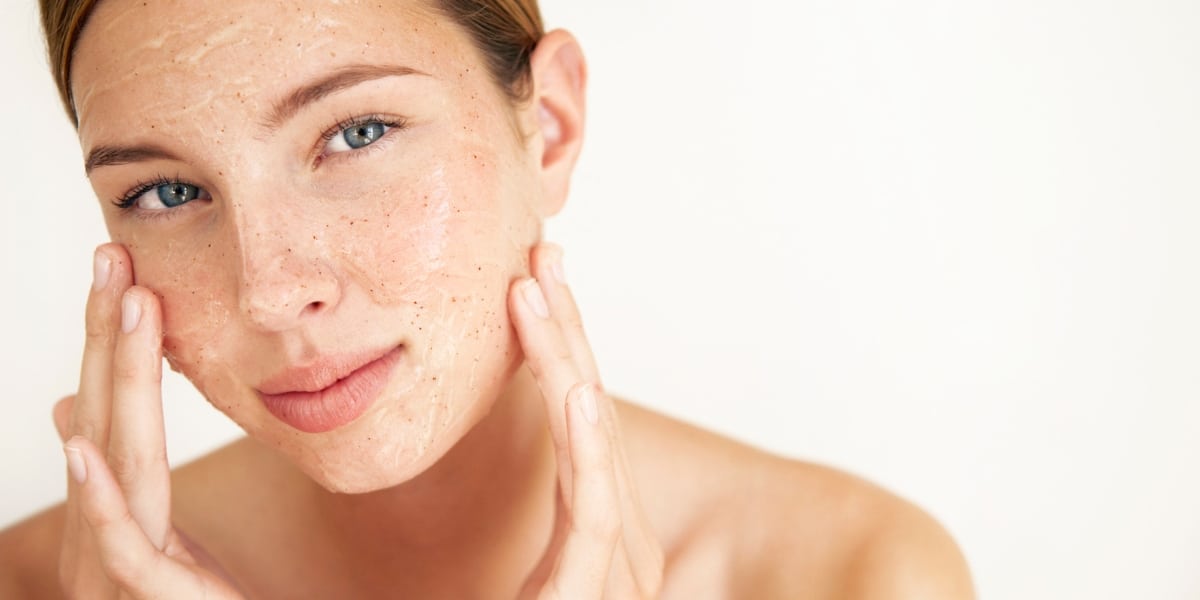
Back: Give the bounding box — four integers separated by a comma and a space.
2, 0, 1198, 598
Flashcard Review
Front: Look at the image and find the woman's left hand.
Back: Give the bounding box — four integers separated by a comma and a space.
508, 242, 665, 600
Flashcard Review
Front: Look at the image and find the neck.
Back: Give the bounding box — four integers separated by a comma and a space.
300, 363, 558, 589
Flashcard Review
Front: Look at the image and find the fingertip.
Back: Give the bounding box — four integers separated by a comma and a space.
121, 289, 143, 334
528, 241, 559, 279
520, 277, 550, 319
578, 383, 599, 426
91, 243, 133, 294
536, 241, 563, 263
93, 248, 113, 291
53, 395, 75, 442
120, 286, 164, 335
566, 383, 605, 440
63, 438, 88, 485
122, 285, 156, 309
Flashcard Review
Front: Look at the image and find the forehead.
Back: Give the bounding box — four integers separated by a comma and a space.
72, 0, 473, 144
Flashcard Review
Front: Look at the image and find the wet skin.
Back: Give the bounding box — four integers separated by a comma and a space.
74, 0, 548, 492
0, 0, 976, 597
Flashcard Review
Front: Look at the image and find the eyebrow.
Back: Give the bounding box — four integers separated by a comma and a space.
85, 144, 180, 174
263, 63, 427, 129
84, 63, 426, 174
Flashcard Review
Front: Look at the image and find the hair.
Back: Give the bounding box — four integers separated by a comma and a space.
39, 0, 544, 127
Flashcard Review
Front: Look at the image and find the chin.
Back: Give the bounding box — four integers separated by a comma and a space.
272, 345, 521, 495
303, 413, 478, 495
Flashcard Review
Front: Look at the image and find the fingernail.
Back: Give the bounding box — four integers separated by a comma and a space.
523, 279, 549, 318
64, 443, 87, 484
92, 250, 111, 291
549, 252, 566, 284
121, 291, 142, 333
580, 384, 599, 425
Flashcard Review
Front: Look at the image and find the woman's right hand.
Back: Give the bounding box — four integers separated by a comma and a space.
52, 244, 244, 599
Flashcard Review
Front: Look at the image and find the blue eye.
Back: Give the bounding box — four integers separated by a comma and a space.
323, 119, 394, 155
116, 180, 211, 211
157, 183, 203, 207
344, 122, 386, 149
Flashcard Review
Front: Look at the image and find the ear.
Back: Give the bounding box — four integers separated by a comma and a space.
526, 29, 587, 217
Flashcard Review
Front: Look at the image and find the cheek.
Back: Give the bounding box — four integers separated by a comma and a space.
335, 137, 541, 309
114, 233, 240, 407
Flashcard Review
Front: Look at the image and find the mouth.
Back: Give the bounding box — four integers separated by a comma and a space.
256, 345, 405, 434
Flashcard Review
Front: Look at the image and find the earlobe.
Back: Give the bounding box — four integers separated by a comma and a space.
528, 29, 587, 217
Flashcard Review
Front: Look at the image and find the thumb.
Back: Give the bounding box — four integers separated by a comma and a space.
53, 395, 75, 443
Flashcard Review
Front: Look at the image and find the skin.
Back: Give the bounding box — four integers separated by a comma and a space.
0, 0, 976, 597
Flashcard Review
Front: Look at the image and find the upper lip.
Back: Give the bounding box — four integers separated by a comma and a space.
256, 345, 401, 395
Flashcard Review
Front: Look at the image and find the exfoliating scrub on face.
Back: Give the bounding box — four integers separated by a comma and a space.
74, 0, 546, 493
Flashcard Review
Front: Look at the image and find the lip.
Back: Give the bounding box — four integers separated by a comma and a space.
256, 345, 404, 433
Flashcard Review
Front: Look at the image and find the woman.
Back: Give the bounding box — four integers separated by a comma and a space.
0, 0, 973, 597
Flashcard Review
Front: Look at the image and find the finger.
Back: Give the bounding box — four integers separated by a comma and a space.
544, 383, 621, 599
65, 436, 218, 598
72, 244, 133, 447
530, 245, 622, 480
509, 276, 587, 503
609, 451, 667, 597
593, 393, 665, 598
53, 395, 75, 443
530, 243, 601, 385
516, 490, 572, 600
64, 245, 133, 595
509, 276, 587, 404
518, 255, 664, 595
107, 286, 173, 550
578, 387, 662, 599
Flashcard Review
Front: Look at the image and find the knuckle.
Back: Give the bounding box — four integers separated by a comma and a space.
110, 360, 142, 384
106, 448, 165, 484
99, 546, 143, 589
71, 422, 102, 444
84, 318, 115, 349
86, 499, 127, 532
564, 314, 585, 333
93, 519, 150, 588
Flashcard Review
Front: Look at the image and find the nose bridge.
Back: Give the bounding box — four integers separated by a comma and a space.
230, 195, 341, 331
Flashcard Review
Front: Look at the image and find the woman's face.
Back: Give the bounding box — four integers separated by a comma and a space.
72, 0, 553, 492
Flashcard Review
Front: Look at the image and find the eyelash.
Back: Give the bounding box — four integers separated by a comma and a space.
112, 113, 409, 217
315, 113, 408, 164
114, 174, 196, 211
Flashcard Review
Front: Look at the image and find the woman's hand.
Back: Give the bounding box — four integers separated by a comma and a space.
52, 244, 244, 599
509, 243, 665, 600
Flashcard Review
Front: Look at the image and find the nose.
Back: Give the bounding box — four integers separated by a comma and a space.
233, 209, 342, 332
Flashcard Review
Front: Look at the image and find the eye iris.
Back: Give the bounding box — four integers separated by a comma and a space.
343, 122, 386, 149
157, 183, 199, 207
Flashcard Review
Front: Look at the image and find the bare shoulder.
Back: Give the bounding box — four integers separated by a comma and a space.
0, 438, 254, 600
613, 399, 974, 599
738, 459, 975, 599
0, 502, 67, 599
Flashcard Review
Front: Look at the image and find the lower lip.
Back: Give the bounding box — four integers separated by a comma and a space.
257, 346, 404, 434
